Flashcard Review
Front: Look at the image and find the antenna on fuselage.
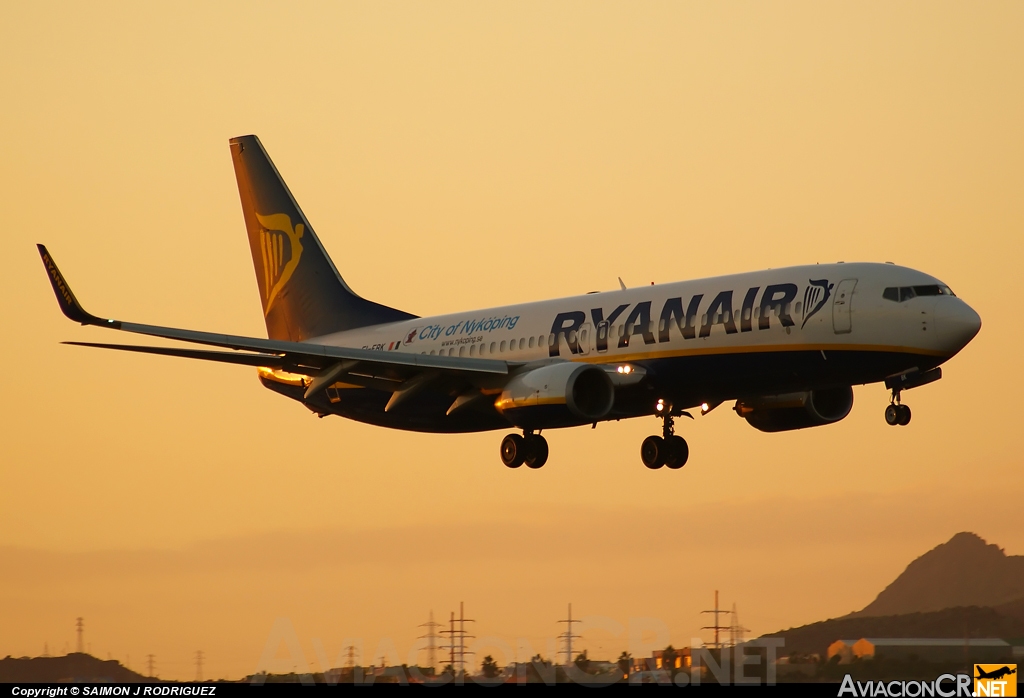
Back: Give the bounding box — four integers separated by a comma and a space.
618, 277, 627, 291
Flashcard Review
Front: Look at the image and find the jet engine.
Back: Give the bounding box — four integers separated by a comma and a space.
735, 386, 854, 433
496, 362, 615, 428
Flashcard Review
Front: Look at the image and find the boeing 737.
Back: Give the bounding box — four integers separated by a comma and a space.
38, 135, 982, 470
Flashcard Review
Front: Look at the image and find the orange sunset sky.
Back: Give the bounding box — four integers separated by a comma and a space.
1, 1, 1022, 681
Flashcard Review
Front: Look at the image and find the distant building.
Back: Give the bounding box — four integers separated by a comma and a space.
634, 648, 692, 672
826, 640, 859, 664
832, 638, 1014, 663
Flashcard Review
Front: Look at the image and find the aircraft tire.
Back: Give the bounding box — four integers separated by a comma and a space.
501, 434, 526, 468
884, 404, 900, 426
641, 435, 666, 469
897, 404, 912, 426
665, 435, 689, 469
524, 435, 548, 469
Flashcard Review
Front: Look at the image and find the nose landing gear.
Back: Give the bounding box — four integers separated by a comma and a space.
884, 391, 912, 426
640, 406, 690, 470
500, 431, 549, 469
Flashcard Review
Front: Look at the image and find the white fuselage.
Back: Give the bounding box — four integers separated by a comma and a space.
312, 262, 980, 371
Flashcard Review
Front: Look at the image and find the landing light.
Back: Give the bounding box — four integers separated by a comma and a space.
616, 365, 633, 374
656, 399, 665, 412
701, 402, 710, 413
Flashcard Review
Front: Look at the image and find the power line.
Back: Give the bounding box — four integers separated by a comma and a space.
700, 590, 730, 650
418, 610, 441, 672
557, 603, 583, 666
147, 654, 156, 679
76, 618, 84, 654
344, 645, 357, 670
194, 650, 204, 682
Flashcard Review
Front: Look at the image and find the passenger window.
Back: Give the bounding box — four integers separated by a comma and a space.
529, 336, 535, 349
793, 302, 802, 316
470, 344, 477, 357
500, 340, 506, 352
519, 338, 526, 350
883, 287, 899, 302
568, 330, 577, 344
701, 314, 707, 325
490, 342, 496, 353
430, 349, 436, 355
458, 346, 465, 357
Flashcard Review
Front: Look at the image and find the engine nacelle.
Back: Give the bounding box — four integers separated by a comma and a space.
496, 362, 615, 429
735, 386, 854, 433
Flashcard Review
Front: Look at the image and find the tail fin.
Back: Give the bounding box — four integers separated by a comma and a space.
229, 135, 416, 341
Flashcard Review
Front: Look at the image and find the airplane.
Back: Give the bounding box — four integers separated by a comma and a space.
975, 666, 1016, 681
38, 135, 982, 470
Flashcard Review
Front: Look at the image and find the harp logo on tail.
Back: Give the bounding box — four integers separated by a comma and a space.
255, 212, 304, 316
801, 278, 834, 329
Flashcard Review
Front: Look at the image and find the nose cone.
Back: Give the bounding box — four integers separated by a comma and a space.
934, 298, 982, 355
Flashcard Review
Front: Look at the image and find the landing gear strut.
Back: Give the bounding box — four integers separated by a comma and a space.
640, 407, 689, 470
884, 390, 912, 427
500, 431, 549, 469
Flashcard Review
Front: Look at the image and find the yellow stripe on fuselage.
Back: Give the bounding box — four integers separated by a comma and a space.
574, 342, 948, 366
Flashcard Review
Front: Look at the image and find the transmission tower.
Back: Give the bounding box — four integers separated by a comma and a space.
147, 654, 156, 678
700, 590, 730, 650
557, 603, 583, 666
76, 618, 84, 654
42, 642, 50, 658
418, 610, 441, 672
344, 644, 357, 670
194, 650, 204, 682
439, 602, 475, 676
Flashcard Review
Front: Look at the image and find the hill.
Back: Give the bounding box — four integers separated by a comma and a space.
762, 605, 1024, 657
855, 532, 1024, 617
0, 653, 147, 682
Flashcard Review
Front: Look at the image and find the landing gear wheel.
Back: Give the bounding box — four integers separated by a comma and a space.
641, 435, 666, 469
896, 404, 911, 426
885, 404, 900, 426
500, 433, 526, 468
524, 435, 549, 469
664, 435, 689, 470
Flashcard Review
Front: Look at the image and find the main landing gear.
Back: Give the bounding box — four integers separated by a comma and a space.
640, 407, 689, 470
884, 390, 912, 427
500, 431, 549, 469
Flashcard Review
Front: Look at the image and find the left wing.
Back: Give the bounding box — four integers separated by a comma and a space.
38, 245, 516, 398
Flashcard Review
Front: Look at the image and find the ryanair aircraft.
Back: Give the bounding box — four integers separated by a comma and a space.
38, 135, 982, 470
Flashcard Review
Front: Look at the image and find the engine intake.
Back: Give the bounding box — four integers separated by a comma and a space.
497, 362, 615, 428
735, 386, 854, 433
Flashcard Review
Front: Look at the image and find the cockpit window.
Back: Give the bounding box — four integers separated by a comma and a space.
883, 285, 956, 302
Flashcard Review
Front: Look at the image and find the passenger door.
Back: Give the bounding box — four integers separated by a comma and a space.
832, 279, 858, 334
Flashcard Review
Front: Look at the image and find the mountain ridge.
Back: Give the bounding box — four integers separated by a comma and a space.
854, 532, 1024, 617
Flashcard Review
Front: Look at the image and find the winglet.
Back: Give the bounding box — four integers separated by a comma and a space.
37, 244, 115, 327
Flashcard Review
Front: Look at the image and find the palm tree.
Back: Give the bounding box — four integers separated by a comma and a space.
617, 651, 632, 678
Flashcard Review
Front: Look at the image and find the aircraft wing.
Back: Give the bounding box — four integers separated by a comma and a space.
38, 245, 513, 393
